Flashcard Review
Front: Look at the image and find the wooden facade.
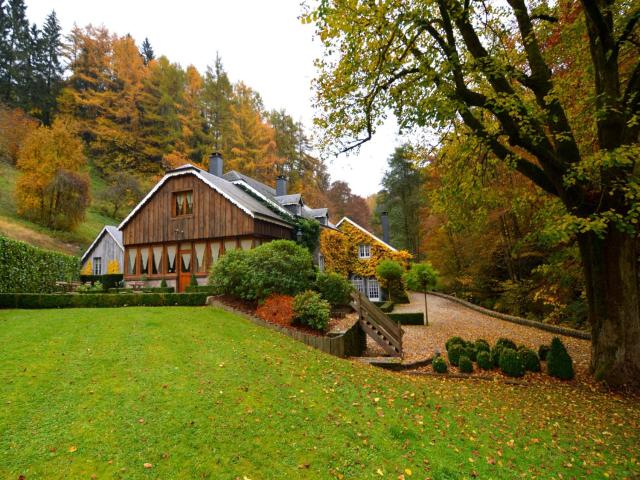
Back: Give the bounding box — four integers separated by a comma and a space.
121, 172, 293, 291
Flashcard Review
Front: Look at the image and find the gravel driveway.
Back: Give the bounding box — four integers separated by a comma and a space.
365, 292, 592, 379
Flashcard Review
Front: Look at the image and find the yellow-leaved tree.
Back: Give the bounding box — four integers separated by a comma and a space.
15, 117, 90, 230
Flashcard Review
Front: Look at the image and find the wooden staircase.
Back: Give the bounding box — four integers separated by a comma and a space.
350, 291, 403, 357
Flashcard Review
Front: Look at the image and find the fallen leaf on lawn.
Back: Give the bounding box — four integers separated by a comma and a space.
404, 468, 412, 476
68, 446, 77, 453
138, 418, 145, 424
143, 463, 153, 469
376, 468, 384, 476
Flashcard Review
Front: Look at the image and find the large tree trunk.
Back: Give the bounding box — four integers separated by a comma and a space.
577, 229, 640, 387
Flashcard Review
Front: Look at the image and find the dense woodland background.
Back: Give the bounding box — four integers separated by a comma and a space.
0, 0, 588, 328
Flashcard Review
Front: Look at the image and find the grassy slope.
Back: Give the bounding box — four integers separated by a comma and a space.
0, 307, 638, 479
0, 161, 119, 256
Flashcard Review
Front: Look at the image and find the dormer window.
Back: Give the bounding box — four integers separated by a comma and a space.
359, 244, 371, 258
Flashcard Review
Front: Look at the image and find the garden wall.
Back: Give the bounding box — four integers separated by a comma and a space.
0, 236, 79, 293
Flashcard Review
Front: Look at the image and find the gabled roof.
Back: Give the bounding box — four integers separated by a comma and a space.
81, 225, 124, 263
118, 165, 293, 231
336, 217, 398, 252
307, 207, 328, 218
223, 170, 276, 198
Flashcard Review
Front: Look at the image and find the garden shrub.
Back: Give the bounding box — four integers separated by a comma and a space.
0, 292, 208, 308
77, 281, 104, 293
459, 355, 473, 373
477, 350, 492, 370
499, 348, 525, 377
547, 337, 574, 380
293, 290, 330, 331
403, 262, 438, 292
160, 279, 167, 288
256, 294, 294, 326
495, 338, 517, 350
475, 339, 490, 353
448, 344, 463, 366
380, 300, 394, 312
490, 346, 503, 367
432, 356, 448, 373
387, 312, 424, 325
521, 348, 541, 372
463, 345, 477, 362
80, 274, 123, 290
190, 274, 198, 287
209, 240, 315, 301
314, 271, 352, 307
446, 336, 466, 352
376, 259, 407, 303
185, 285, 215, 294
538, 344, 550, 361
0, 236, 79, 293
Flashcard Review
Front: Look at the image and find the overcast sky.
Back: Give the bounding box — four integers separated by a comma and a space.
25, 0, 405, 197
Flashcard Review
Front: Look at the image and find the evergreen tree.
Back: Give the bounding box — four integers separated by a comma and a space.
0, 0, 13, 102
3, 0, 30, 106
140, 37, 154, 65
379, 145, 425, 257
38, 10, 62, 124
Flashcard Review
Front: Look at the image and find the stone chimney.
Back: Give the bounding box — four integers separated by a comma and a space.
276, 175, 287, 196
381, 211, 390, 245
209, 152, 223, 177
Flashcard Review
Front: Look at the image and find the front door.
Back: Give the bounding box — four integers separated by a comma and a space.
178, 248, 192, 292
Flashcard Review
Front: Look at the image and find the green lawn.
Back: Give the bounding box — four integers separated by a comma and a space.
1, 307, 638, 479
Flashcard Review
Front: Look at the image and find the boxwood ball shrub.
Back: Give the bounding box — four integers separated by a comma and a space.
432, 356, 448, 373
293, 290, 331, 331
490, 346, 503, 367
547, 337, 574, 380
209, 240, 315, 301
499, 348, 525, 378
459, 355, 473, 373
477, 350, 493, 370
445, 336, 466, 352
475, 339, 490, 353
314, 271, 353, 308
447, 344, 463, 366
463, 345, 477, 362
495, 338, 517, 351
538, 344, 550, 361
521, 348, 541, 372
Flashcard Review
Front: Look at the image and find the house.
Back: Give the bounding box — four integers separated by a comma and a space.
116, 153, 332, 291
80, 225, 124, 275
319, 216, 411, 302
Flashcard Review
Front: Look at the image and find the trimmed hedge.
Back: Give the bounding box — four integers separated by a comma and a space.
387, 312, 424, 325
0, 235, 79, 293
108, 287, 175, 294
380, 300, 395, 313
0, 293, 208, 309
185, 285, 216, 294
80, 274, 123, 290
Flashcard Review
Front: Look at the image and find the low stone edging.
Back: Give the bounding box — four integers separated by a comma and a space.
428, 291, 591, 340
206, 296, 367, 358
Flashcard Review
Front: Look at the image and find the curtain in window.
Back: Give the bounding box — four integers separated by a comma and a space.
240, 238, 253, 250
141, 248, 149, 274
153, 246, 162, 273
167, 245, 177, 273
182, 253, 191, 272
186, 191, 193, 214
211, 242, 221, 263
194, 243, 205, 271
224, 239, 237, 252
128, 249, 137, 274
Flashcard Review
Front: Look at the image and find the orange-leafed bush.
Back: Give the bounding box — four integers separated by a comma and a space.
256, 294, 294, 327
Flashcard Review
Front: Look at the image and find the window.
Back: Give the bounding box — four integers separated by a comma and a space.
367, 277, 381, 301
127, 248, 138, 275
152, 246, 162, 275
351, 276, 365, 294
358, 244, 371, 258
93, 257, 102, 275
195, 242, 206, 272
167, 245, 177, 273
173, 191, 193, 217
140, 248, 149, 275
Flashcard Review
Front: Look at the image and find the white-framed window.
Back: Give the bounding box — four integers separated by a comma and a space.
358, 244, 371, 258
367, 277, 381, 301
318, 254, 325, 272
351, 276, 365, 294
93, 257, 102, 275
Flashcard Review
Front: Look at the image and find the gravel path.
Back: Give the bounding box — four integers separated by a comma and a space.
365, 292, 592, 381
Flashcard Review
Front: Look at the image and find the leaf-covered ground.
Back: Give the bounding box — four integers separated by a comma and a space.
1, 307, 638, 479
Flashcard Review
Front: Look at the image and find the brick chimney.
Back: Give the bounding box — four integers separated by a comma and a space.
381, 211, 390, 245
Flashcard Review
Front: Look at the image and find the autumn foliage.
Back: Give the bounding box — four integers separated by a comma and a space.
256, 294, 294, 327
